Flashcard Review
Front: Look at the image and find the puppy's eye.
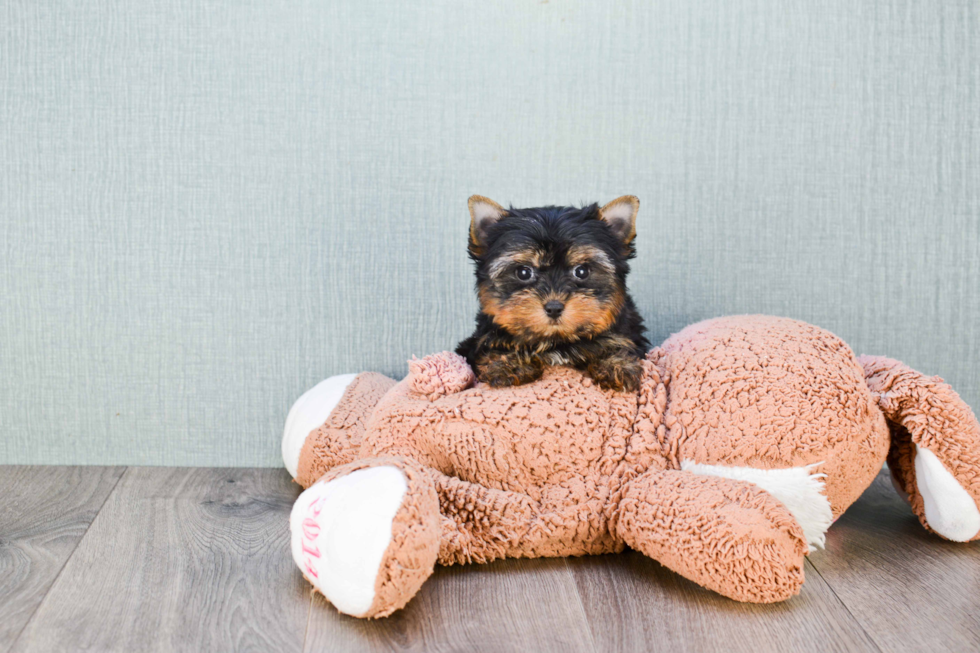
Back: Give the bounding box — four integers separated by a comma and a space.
573, 264, 590, 280
515, 266, 534, 282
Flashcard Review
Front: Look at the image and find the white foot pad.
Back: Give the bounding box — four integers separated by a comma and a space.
289, 466, 408, 617
914, 444, 980, 542
681, 460, 833, 552
282, 374, 357, 478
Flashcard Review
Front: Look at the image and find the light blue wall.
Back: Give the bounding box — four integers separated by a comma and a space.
2, 1, 978, 466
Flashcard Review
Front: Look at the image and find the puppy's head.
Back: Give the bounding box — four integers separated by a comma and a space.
467, 195, 639, 343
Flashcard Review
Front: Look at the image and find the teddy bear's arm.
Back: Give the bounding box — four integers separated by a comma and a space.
408, 351, 475, 400
617, 468, 808, 603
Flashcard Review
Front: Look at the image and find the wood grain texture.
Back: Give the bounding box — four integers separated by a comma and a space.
568, 554, 878, 653
304, 558, 598, 653
5, 467, 978, 652
0, 466, 125, 651
10, 468, 308, 653
807, 470, 980, 652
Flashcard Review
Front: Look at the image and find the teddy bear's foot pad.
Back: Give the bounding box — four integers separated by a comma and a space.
289, 465, 407, 616
914, 444, 980, 542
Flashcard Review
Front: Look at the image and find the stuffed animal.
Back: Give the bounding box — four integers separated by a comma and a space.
281, 315, 980, 618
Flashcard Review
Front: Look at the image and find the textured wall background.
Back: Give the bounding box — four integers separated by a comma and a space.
2, 0, 978, 466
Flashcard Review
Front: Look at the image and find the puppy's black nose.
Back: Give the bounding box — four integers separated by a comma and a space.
544, 300, 565, 319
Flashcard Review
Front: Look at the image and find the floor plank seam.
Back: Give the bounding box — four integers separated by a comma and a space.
300, 588, 315, 653
805, 558, 883, 653
5, 466, 129, 653
561, 558, 600, 653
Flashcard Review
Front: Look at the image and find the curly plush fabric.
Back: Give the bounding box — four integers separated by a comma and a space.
408, 351, 475, 400
367, 365, 636, 561
861, 355, 980, 541
285, 315, 980, 616
296, 372, 395, 488
618, 469, 807, 603
653, 316, 890, 518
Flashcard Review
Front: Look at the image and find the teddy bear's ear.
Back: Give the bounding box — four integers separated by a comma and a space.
467, 195, 507, 253
598, 195, 640, 244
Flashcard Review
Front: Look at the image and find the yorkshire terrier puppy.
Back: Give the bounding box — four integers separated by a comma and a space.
456, 195, 650, 392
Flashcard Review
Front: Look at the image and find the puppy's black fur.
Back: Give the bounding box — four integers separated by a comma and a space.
456, 196, 650, 392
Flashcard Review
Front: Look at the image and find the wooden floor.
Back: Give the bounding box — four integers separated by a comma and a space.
1, 467, 977, 653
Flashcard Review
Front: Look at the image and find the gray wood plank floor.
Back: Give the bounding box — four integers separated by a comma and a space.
0, 466, 125, 650
1, 466, 977, 653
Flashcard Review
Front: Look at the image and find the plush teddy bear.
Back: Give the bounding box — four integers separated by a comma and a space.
281, 315, 980, 618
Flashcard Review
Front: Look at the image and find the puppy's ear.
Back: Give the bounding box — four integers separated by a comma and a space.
598, 195, 639, 244
468, 195, 507, 253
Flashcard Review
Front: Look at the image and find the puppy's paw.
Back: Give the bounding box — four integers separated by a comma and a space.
587, 357, 643, 392
477, 356, 544, 388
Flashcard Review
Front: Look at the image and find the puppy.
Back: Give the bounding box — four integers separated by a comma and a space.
456, 195, 650, 392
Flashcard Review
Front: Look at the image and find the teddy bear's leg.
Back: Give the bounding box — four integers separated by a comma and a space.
292, 457, 568, 618
861, 355, 980, 542
282, 372, 396, 487
617, 468, 808, 603
429, 472, 558, 565
289, 455, 441, 619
